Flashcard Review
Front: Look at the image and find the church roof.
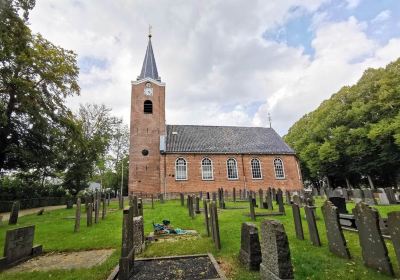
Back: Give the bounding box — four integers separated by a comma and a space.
165, 125, 295, 154
138, 35, 160, 81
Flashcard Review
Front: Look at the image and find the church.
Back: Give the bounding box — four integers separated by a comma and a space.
128, 34, 303, 195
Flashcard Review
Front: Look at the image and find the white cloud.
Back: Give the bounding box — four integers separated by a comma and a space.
345, 0, 362, 9
28, 1, 400, 136
371, 10, 391, 23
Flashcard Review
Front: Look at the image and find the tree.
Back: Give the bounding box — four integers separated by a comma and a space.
0, 0, 80, 172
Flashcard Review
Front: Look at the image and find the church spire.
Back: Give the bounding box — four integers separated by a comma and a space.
138, 26, 160, 81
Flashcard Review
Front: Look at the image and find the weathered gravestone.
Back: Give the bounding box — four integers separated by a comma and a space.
233, 187, 236, 202
266, 190, 273, 210
385, 188, 397, 204
0, 225, 42, 270
151, 194, 154, 209
292, 203, 304, 240
328, 197, 348, 214
292, 195, 301, 207
74, 198, 81, 232
209, 201, 221, 250
159, 193, 164, 204
203, 200, 210, 237
133, 216, 145, 254
352, 189, 364, 204
188, 196, 194, 218
272, 188, 276, 203
332, 187, 343, 198
119, 207, 134, 280
387, 211, 400, 267
132, 196, 139, 217
259, 189, 264, 209
212, 192, 217, 202
277, 189, 285, 214
195, 196, 201, 214
102, 197, 106, 220
342, 188, 349, 201
285, 190, 291, 205
138, 198, 143, 216
180, 193, 184, 206
353, 202, 394, 276
259, 220, 294, 280
239, 223, 261, 271
304, 205, 321, 246
8, 201, 20, 225
377, 188, 390, 205
249, 198, 256, 221
321, 200, 350, 259
87, 203, 93, 227
94, 199, 100, 224
363, 189, 377, 206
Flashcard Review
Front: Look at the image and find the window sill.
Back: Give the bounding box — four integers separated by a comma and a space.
175, 179, 188, 181
275, 177, 286, 180
202, 179, 214, 181
227, 178, 239, 181
252, 177, 263, 180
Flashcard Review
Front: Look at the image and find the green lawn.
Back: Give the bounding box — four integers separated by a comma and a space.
0, 198, 400, 279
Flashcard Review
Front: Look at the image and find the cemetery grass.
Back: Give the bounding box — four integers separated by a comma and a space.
0, 199, 400, 279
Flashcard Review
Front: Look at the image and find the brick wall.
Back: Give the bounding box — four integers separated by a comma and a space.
161, 153, 303, 193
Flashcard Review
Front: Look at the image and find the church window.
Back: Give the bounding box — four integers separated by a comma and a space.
251, 158, 262, 179
226, 158, 238, 180
201, 158, 213, 180
274, 158, 285, 179
144, 100, 153, 114
175, 157, 187, 180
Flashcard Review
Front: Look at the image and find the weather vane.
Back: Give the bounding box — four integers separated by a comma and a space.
148, 25, 152, 38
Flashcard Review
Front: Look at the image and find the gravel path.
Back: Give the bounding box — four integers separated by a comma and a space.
1, 205, 67, 222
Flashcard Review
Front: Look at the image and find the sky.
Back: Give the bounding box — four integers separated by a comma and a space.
28, 0, 400, 136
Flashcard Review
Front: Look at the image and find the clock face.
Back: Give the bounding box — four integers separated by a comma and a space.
144, 83, 153, 96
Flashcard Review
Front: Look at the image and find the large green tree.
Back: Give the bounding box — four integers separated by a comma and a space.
0, 0, 80, 172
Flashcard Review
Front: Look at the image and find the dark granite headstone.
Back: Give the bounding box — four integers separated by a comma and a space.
305, 205, 321, 246
210, 201, 221, 250
272, 188, 276, 203
8, 201, 20, 225
233, 188, 236, 202
259, 220, 294, 280
388, 211, 400, 267
74, 198, 81, 232
0, 225, 42, 269
151, 194, 154, 209
102, 197, 106, 219
249, 198, 256, 221
259, 189, 264, 209
292, 195, 301, 207
195, 196, 201, 214
133, 216, 145, 254
87, 203, 93, 226
292, 203, 304, 240
385, 188, 397, 204
266, 191, 273, 210
277, 189, 285, 214
212, 192, 217, 202
239, 222, 261, 270
119, 207, 134, 280
285, 190, 291, 205
321, 200, 350, 259
363, 189, 376, 206
203, 200, 210, 237
353, 202, 394, 276
180, 193, 184, 206
328, 197, 348, 214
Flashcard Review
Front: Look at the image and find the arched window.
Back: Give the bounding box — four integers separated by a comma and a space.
175, 157, 187, 180
251, 158, 262, 179
201, 158, 213, 180
144, 100, 153, 114
274, 158, 285, 179
226, 158, 238, 180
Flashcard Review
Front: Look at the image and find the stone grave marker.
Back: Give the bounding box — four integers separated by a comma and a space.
377, 188, 390, 205
292, 203, 304, 240
363, 189, 377, 206
180, 193, 184, 206
259, 220, 294, 280
328, 197, 348, 214
342, 188, 349, 201
305, 205, 321, 246
239, 189, 242, 200
132, 196, 139, 217
233, 187, 236, 202
385, 188, 397, 204
102, 198, 106, 220
151, 194, 154, 209
332, 187, 343, 198
37, 209, 44, 215
239, 222, 261, 271
195, 196, 201, 214
321, 200, 350, 259
87, 203, 93, 227
199, 191, 203, 199
249, 198, 256, 221
352, 189, 364, 204
266, 190, 273, 210
94, 199, 99, 224
285, 190, 291, 205
212, 192, 217, 202
74, 198, 81, 232
277, 189, 285, 214
8, 201, 20, 225
210, 201, 221, 250
259, 189, 264, 209
138, 198, 143, 216
353, 202, 394, 276
133, 216, 145, 254
206, 192, 210, 200
292, 195, 301, 207
203, 200, 210, 237
119, 207, 134, 280
272, 188, 276, 202
388, 211, 400, 267
0, 225, 43, 270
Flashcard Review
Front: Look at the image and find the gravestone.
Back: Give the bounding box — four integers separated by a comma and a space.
328, 197, 348, 214
74, 198, 81, 232
87, 203, 93, 226
212, 192, 217, 202
259, 220, 294, 280
180, 193, 184, 206
332, 187, 343, 198
342, 188, 349, 201
321, 200, 351, 259
239, 190, 242, 200
233, 187, 236, 202
266, 191, 273, 210
277, 189, 285, 214
387, 211, 400, 267
292, 203, 304, 240
209, 202, 221, 250
239, 222, 261, 271
151, 194, 154, 209
272, 188, 276, 202
37, 209, 44, 215
363, 189, 377, 206
285, 190, 291, 205
385, 188, 397, 204
292, 195, 301, 207
94, 199, 99, 224
203, 200, 210, 237
0, 225, 42, 269
188, 196, 194, 218
102, 198, 106, 219
353, 202, 394, 276
305, 205, 321, 246
8, 201, 20, 225
259, 189, 264, 209
195, 197, 201, 214
133, 216, 145, 254
249, 198, 256, 221
199, 191, 203, 199
138, 198, 143, 216
352, 189, 364, 204
120, 207, 134, 280
319, 187, 325, 197
159, 193, 164, 204
132, 196, 139, 217
206, 192, 210, 200
377, 188, 390, 205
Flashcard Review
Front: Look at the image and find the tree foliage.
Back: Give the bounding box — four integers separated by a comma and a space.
285, 58, 400, 187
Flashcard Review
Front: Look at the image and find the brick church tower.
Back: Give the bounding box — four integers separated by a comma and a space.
128, 33, 166, 194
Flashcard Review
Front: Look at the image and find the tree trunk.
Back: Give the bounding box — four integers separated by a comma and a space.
345, 177, 352, 189
367, 175, 375, 189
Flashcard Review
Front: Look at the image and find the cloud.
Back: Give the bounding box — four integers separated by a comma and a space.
28, 1, 400, 137
345, 0, 362, 9
371, 10, 391, 23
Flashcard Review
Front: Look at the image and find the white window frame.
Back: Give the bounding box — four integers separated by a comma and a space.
226, 158, 239, 180
274, 158, 285, 179
201, 157, 214, 180
251, 158, 262, 179
175, 157, 187, 180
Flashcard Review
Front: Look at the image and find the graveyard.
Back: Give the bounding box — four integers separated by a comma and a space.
1, 191, 400, 279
